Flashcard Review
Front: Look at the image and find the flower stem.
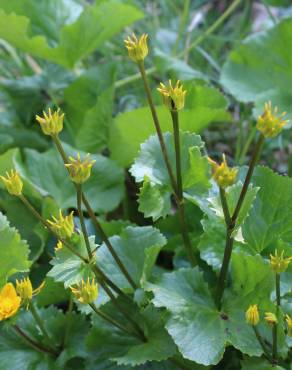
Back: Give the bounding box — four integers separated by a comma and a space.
18, 194, 87, 262
76, 184, 92, 259
52, 135, 137, 290
14, 325, 58, 357
114, 1, 240, 91
215, 134, 265, 309
137, 61, 178, 195
89, 303, 141, 340
91, 266, 146, 342
219, 187, 231, 225
252, 326, 273, 363
18, 193, 125, 298
276, 273, 281, 307
272, 323, 278, 362
171, 110, 197, 266
29, 302, 55, 349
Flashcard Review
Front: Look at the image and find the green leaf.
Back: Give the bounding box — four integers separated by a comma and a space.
231, 253, 273, 299
131, 132, 210, 220
64, 65, 116, 152
37, 277, 70, 307
0, 212, 30, 285
95, 226, 166, 290
242, 166, 292, 253
147, 267, 265, 366
110, 84, 231, 167
48, 234, 92, 288
221, 18, 292, 120
0, 1, 143, 68
0, 306, 90, 369
138, 177, 171, 221
241, 357, 286, 370
16, 144, 124, 213
86, 304, 176, 366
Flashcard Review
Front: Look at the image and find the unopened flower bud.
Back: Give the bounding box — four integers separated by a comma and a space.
36, 108, 64, 136
265, 312, 278, 326
124, 33, 148, 63
246, 304, 260, 326
16, 277, 44, 308
157, 80, 186, 111
70, 278, 98, 304
257, 101, 288, 138
208, 154, 238, 189
0, 169, 23, 196
270, 250, 292, 274
65, 153, 95, 184
286, 314, 292, 336
47, 210, 74, 240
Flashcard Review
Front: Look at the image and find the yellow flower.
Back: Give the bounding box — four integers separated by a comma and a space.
124, 33, 148, 62
245, 304, 260, 326
36, 108, 64, 136
265, 312, 278, 326
16, 278, 44, 308
286, 314, 292, 336
65, 153, 96, 184
0, 169, 23, 196
0, 283, 21, 321
256, 101, 289, 138
270, 250, 292, 274
70, 278, 98, 304
208, 154, 238, 189
54, 240, 63, 252
157, 80, 187, 111
47, 210, 74, 239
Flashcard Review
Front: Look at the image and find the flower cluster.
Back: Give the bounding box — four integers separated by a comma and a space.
0, 278, 44, 321
47, 210, 74, 240
36, 108, 64, 136
124, 33, 148, 63
256, 101, 288, 138
157, 80, 187, 111
70, 278, 98, 304
208, 154, 238, 189
270, 249, 292, 274
65, 153, 96, 184
0, 170, 23, 196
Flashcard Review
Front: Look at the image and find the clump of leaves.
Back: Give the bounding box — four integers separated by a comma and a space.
0, 2, 291, 370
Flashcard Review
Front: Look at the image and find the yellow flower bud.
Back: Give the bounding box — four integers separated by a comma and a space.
208, 154, 238, 189
265, 312, 278, 326
54, 240, 63, 252
245, 304, 260, 326
65, 153, 96, 184
36, 108, 64, 136
157, 80, 186, 111
256, 101, 289, 138
70, 278, 98, 304
124, 33, 148, 63
0, 283, 21, 321
286, 314, 292, 336
16, 278, 44, 308
47, 210, 74, 240
0, 169, 23, 196
270, 250, 292, 274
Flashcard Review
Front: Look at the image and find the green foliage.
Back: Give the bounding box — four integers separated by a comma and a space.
96, 226, 166, 290
221, 17, 292, 119
110, 85, 231, 167
0, 0, 143, 68
0, 212, 30, 285
0, 1, 291, 369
